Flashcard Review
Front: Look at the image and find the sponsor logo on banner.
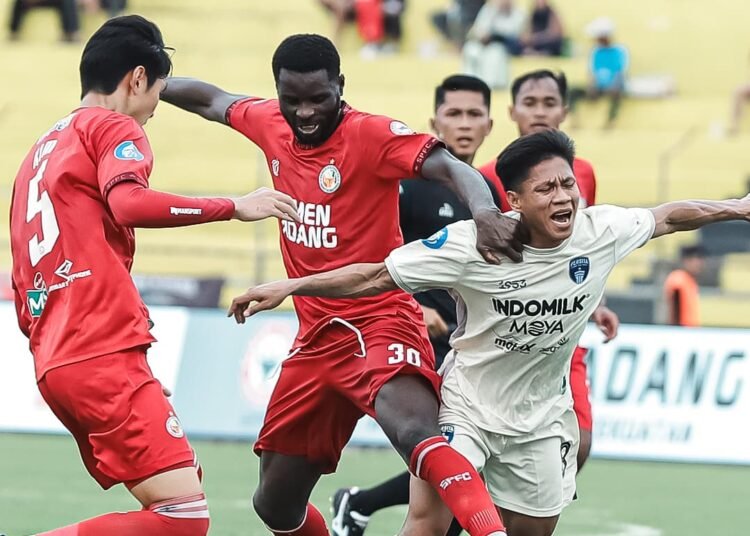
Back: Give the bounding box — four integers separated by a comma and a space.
240, 320, 297, 406
422, 227, 448, 249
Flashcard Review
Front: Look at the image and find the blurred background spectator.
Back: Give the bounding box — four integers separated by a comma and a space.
80, 0, 126, 18
319, 0, 405, 57
728, 64, 750, 135
9, 0, 80, 42
518, 0, 564, 56
461, 0, 525, 88
431, 0, 485, 49
568, 16, 629, 129
663, 245, 706, 327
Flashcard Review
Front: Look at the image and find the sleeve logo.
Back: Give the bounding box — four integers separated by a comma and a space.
422, 227, 449, 249
114, 140, 144, 162
390, 120, 414, 136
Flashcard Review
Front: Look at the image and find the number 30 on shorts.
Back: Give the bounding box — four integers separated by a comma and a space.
387, 343, 421, 367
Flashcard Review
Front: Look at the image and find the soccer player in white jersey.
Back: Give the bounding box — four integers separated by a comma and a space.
227, 130, 750, 536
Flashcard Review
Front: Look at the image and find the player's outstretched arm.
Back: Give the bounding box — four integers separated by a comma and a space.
420, 147, 526, 263
161, 77, 247, 124
228, 262, 397, 323
650, 197, 750, 239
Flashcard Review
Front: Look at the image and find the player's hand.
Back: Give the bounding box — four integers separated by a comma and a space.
232, 187, 301, 223
227, 280, 293, 324
591, 304, 619, 343
474, 207, 527, 263
421, 305, 449, 338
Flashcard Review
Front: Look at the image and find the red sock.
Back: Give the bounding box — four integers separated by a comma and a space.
269, 503, 328, 536
410, 437, 505, 536
36, 493, 209, 536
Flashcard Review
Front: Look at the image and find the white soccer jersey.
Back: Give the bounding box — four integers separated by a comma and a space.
385, 205, 656, 435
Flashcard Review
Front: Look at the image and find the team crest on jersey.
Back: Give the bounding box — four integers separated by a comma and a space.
114, 140, 144, 162
440, 424, 455, 443
319, 163, 341, 193
271, 158, 280, 177
165, 413, 184, 438
422, 227, 449, 249
569, 257, 590, 284
390, 121, 414, 136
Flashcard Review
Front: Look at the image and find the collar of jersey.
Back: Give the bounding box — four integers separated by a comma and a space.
524, 234, 574, 256
294, 102, 351, 150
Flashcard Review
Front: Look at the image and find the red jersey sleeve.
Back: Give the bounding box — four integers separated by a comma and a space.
573, 157, 597, 206
358, 115, 441, 179
226, 97, 275, 146
86, 114, 153, 197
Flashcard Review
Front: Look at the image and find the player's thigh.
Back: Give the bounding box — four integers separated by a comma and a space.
498, 508, 559, 536
400, 475, 453, 536
129, 466, 202, 507
39, 348, 196, 489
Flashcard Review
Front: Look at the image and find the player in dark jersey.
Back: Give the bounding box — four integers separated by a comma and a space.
162, 36, 523, 536
9, 16, 299, 536
330, 74, 498, 536
479, 69, 620, 470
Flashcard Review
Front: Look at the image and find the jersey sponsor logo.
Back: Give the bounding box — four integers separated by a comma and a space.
271, 158, 280, 177
281, 201, 338, 249
492, 295, 589, 317
440, 472, 472, 489
319, 163, 341, 193
497, 279, 527, 290
165, 413, 185, 438
494, 336, 535, 354
114, 140, 145, 162
440, 424, 455, 443
509, 319, 564, 336
170, 207, 202, 216
569, 256, 590, 284
438, 202, 454, 218
539, 336, 570, 356
26, 273, 49, 318
389, 120, 415, 136
422, 227, 448, 249
48, 259, 92, 292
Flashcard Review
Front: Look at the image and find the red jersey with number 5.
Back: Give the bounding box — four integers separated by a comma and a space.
10, 107, 156, 380
227, 99, 441, 345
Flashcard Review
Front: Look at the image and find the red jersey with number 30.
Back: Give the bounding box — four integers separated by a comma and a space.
10, 107, 156, 380
227, 99, 440, 345
479, 157, 597, 210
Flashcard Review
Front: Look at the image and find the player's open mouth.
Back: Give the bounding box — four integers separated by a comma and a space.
550, 209, 572, 226
456, 136, 474, 144
297, 124, 320, 135
531, 123, 551, 129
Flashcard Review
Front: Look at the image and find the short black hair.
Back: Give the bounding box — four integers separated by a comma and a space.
434, 74, 491, 112
80, 15, 172, 98
511, 70, 568, 104
680, 245, 707, 259
495, 130, 576, 192
272, 34, 341, 83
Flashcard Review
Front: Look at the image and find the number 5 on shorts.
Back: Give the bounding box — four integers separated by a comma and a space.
387, 343, 421, 367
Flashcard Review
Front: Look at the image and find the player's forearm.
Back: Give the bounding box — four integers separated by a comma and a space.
421, 148, 496, 215
651, 199, 745, 238
161, 77, 241, 124
288, 262, 397, 299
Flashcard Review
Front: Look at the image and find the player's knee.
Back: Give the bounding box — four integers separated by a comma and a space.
252, 488, 305, 531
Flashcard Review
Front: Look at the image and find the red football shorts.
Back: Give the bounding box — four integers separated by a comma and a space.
254, 312, 440, 473
37, 347, 197, 489
569, 345, 593, 432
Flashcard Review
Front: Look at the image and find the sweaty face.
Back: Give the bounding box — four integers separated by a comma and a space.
507, 157, 579, 248
277, 69, 342, 146
509, 78, 567, 136
432, 90, 492, 162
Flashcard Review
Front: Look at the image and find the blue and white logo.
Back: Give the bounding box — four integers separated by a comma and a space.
569, 257, 590, 284
114, 140, 144, 162
422, 227, 449, 249
441, 424, 455, 444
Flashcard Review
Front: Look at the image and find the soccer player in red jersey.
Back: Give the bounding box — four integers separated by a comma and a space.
478, 69, 620, 469
162, 34, 523, 536
9, 16, 299, 536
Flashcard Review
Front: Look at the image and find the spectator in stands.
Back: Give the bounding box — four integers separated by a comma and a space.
518, 0, 563, 56
568, 17, 629, 129
319, 0, 405, 57
319, 0, 356, 45
728, 79, 750, 135
431, 0, 486, 49
461, 0, 525, 89
80, 0, 127, 18
663, 245, 706, 327
8, 0, 80, 42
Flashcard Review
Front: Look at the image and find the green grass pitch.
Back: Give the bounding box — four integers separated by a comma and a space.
0, 433, 746, 535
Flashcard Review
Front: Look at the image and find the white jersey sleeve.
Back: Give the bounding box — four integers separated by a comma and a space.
587, 205, 656, 262
385, 220, 478, 294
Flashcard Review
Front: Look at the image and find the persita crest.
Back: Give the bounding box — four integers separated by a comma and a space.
569, 257, 590, 284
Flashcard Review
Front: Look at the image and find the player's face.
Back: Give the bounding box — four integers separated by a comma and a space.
507, 156, 579, 248
277, 69, 343, 146
509, 78, 567, 136
431, 90, 492, 163
128, 66, 165, 126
